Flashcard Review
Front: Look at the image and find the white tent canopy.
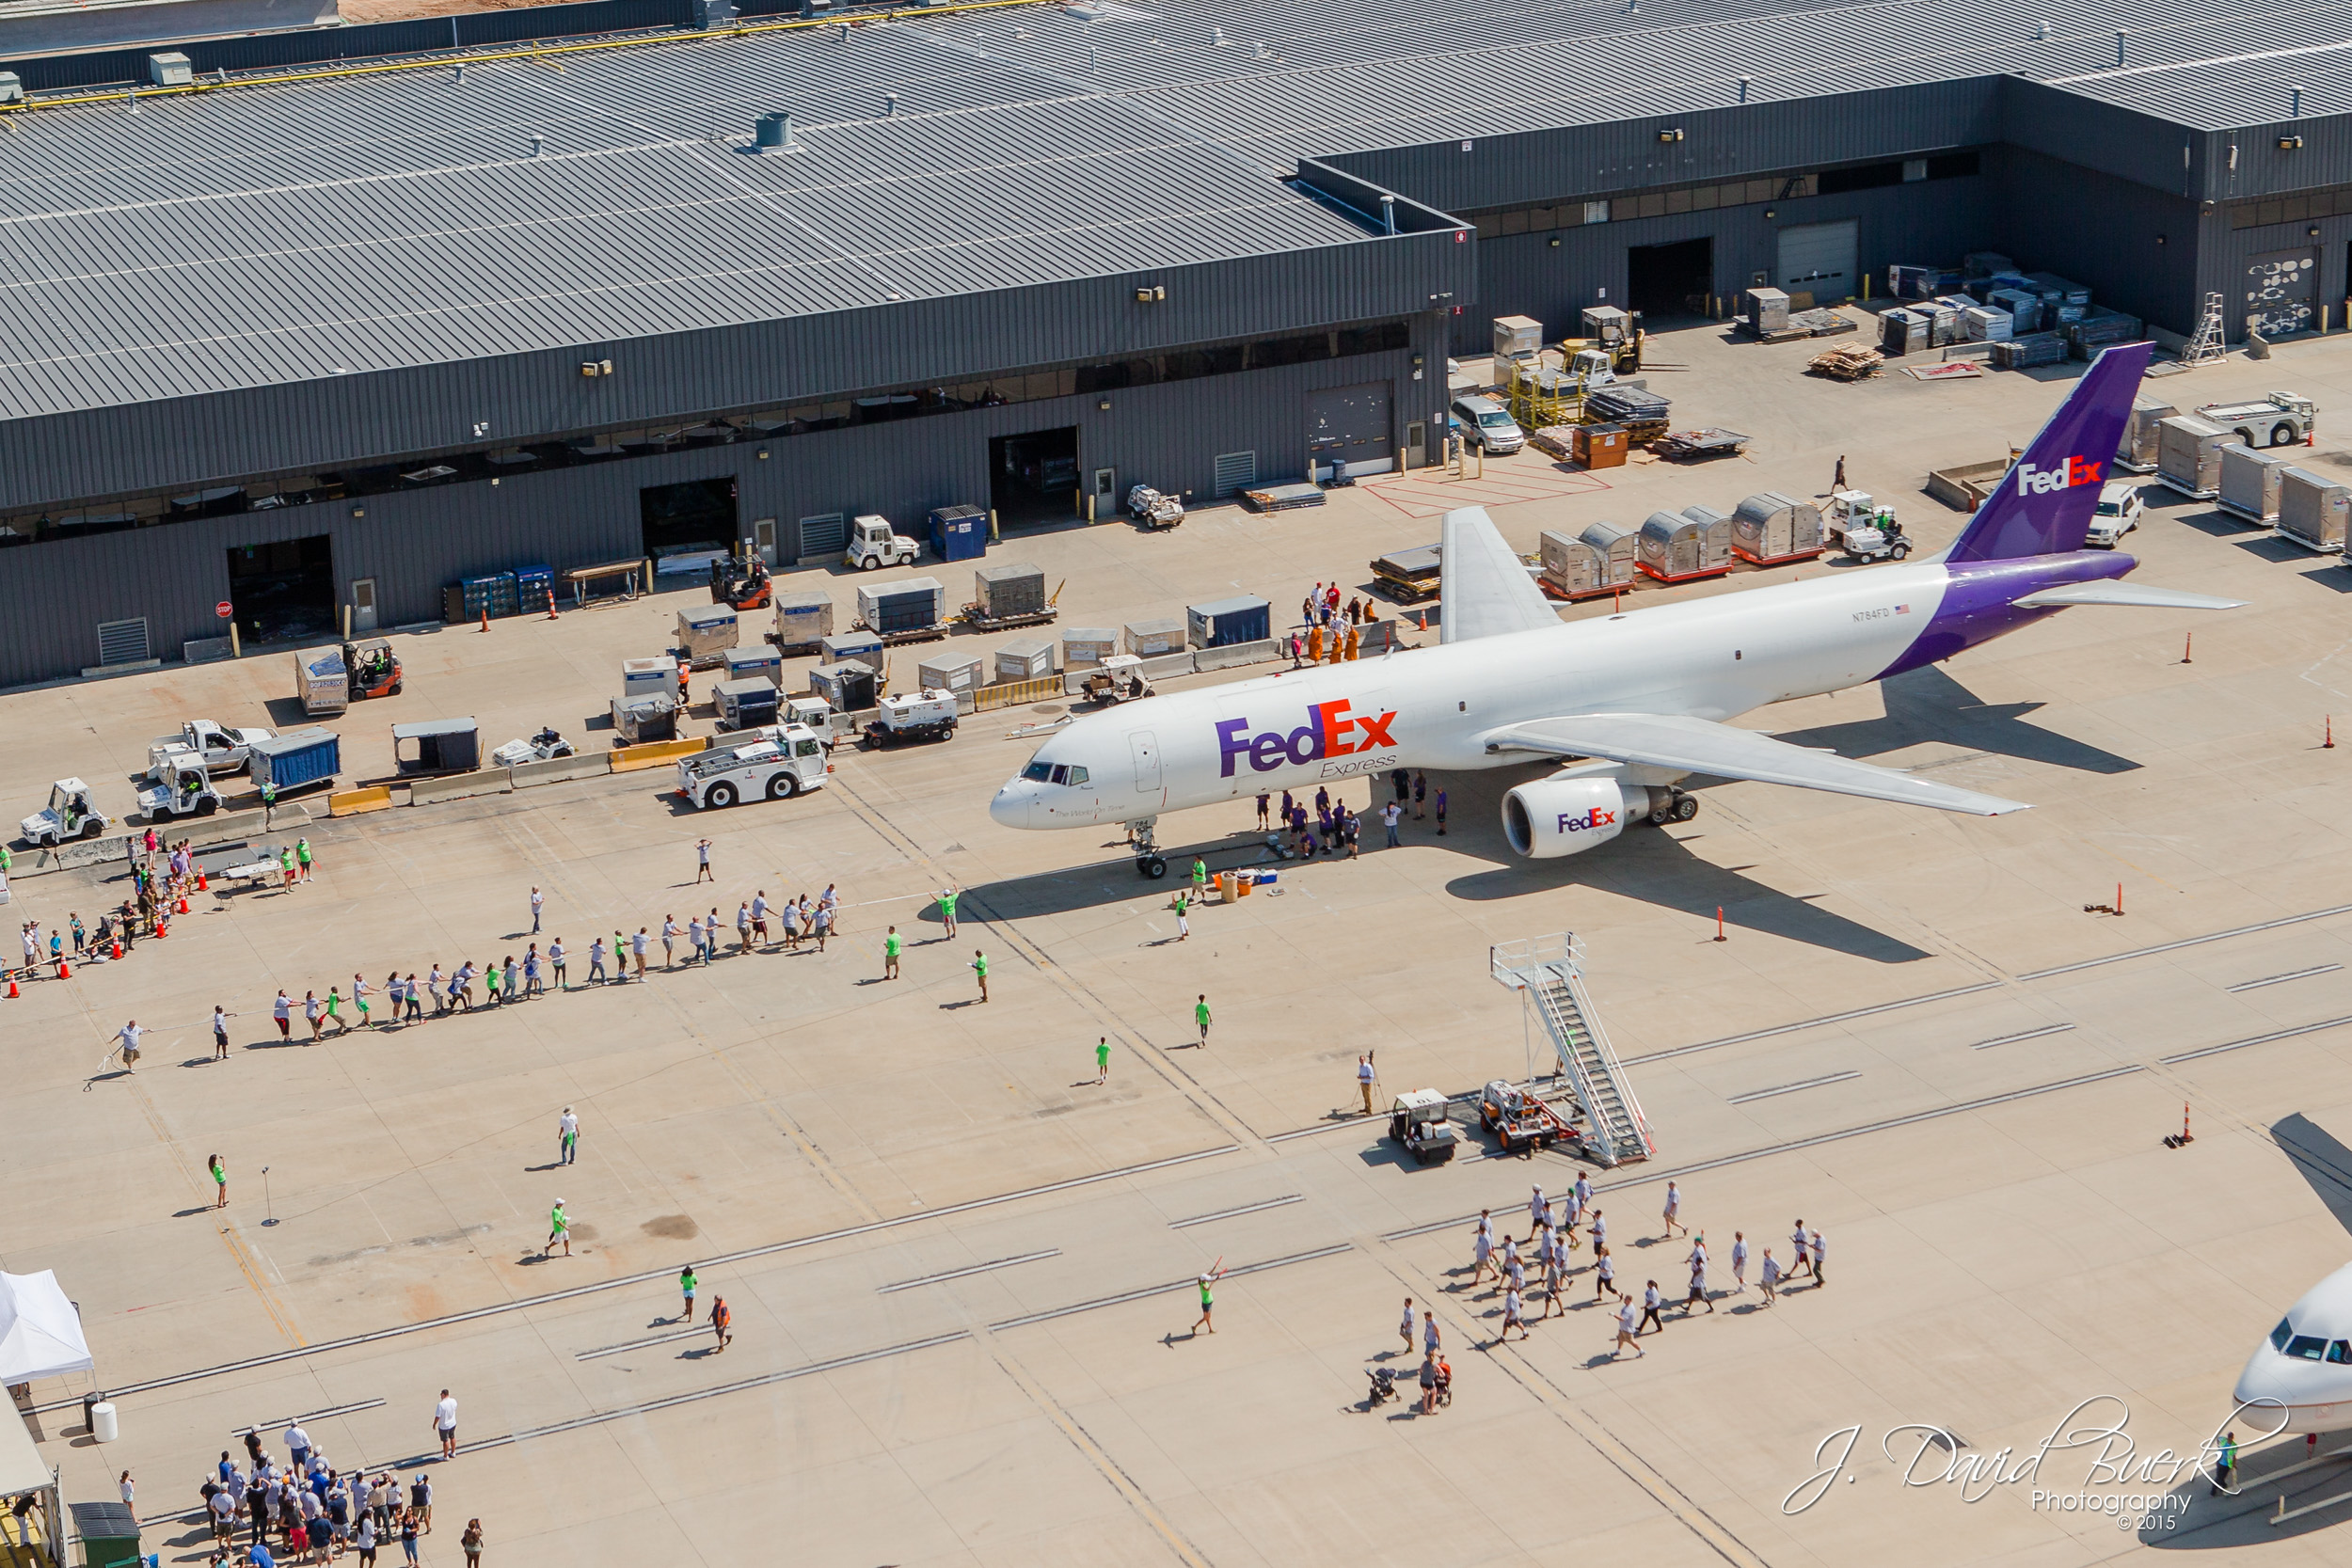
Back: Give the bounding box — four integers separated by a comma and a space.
0, 1272, 91, 1386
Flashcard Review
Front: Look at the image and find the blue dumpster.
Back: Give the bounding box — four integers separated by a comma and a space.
928, 505, 987, 562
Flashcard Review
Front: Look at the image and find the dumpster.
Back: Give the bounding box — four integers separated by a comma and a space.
722, 644, 782, 686
1185, 594, 1271, 649
391, 718, 481, 775
714, 678, 781, 731
928, 504, 987, 562
675, 606, 739, 670
249, 729, 341, 795
69, 1501, 138, 1568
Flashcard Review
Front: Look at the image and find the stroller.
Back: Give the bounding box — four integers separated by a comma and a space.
1367, 1366, 1402, 1408
1429, 1356, 1454, 1409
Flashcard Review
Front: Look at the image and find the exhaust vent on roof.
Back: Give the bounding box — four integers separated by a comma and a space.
755, 111, 797, 151
0, 71, 21, 104
148, 52, 192, 87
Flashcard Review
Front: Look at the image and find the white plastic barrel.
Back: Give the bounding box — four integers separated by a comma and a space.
90, 1402, 118, 1442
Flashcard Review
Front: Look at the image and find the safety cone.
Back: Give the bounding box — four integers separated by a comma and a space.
197, 869, 209, 892
546, 587, 560, 621
112, 941, 122, 960
5, 977, 16, 999
176, 894, 189, 914
57, 958, 71, 979
155, 920, 167, 939
480, 606, 490, 633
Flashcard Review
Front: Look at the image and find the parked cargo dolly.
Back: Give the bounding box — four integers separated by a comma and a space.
1371, 544, 1444, 603
853, 577, 949, 644
1651, 427, 1751, 462
960, 562, 1062, 631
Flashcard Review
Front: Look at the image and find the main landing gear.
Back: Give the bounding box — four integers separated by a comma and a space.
1128, 817, 1168, 879
1647, 788, 1699, 827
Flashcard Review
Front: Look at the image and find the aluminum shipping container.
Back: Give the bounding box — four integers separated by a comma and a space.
994, 638, 1057, 681
1123, 617, 1184, 657
856, 576, 946, 635
713, 677, 781, 731
1680, 505, 1736, 570
819, 630, 884, 671
675, 605, 739, 669
2276, 466, 2352, 552
1061, 627, 1119, 668
622, 656, 675, 697
2116, 399, 2176, 472
722, 644, 782, 686
771, 591, 834, 651
1186, 594, 1271, 648
2217, 444, 2291, 522
1492, 315, 1544, 368
2156, 416, 2234, 499
1580, 520, 1640, 588
1538, 529, 1606, 597
1745, 288, 1790, 334
1988, 289, 2042, 334
975, 562, 1047, 620
808, 661, 879, 712
1730, 492, 1825, 562
1636, 510, 1731, 581
916, 652, 982, 694
294, 645, 347, 717
1962, 306, 2013, 341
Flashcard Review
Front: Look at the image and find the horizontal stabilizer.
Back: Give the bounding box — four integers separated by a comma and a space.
2010, 580, 2246, 610
1483, 711, 2031, 816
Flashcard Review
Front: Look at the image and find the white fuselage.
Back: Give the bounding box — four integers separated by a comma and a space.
2233, 1261, 2352, 1433
991, 561, 1952, 831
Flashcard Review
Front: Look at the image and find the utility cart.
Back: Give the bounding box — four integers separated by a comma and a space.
1080, 654, 1152, 705
1388, 1090, 1460, 1166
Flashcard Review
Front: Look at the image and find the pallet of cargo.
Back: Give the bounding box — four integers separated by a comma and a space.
1242, 482, 1326, 513
1790, 308, 1859, 337
1807, 345, 1883, 381
1652, 427, 1751, 461
1371, 544, 1442, 603
853, 620, 950, 645
959, 606, 1059, 632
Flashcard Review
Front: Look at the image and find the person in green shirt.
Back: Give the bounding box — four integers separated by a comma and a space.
324, 988, 343, 1035
1191, 857, 1209, 898
1094, 1037, 1111, 1085
971, 949, 989, 1003
1191, 1267, 1222, 1336
882, 926, 903, 980
679, 1265, 698, 1323
484, 961, 501, 1006
545, 1200, 570, 1259
278, 846, 296, 889
0, 843, 12, 874
1173, 890, 1190, 942
935, 885, 960, 939
294, 837, 312, 882
1195, 994, 1212, 1047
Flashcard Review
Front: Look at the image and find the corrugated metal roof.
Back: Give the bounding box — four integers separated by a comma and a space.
2, 0, 2346, 420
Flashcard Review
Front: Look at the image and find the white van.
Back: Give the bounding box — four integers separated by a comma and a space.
1450, 394, 1526, 454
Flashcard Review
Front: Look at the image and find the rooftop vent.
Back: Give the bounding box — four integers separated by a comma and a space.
0, 72, 21, 105
755, 111, 796, 151
529, 134, 545, 157
883, 91, 899, 115
147, 52, 192, 87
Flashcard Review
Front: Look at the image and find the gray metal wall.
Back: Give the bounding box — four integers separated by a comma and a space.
0, 331, 1448, 690
1992, 147, 2203, 336
1460, 172, 1996, 354
0, 232, 1470, 515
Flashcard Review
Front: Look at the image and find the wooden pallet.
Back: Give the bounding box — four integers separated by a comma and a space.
1808, 345, 1884, 381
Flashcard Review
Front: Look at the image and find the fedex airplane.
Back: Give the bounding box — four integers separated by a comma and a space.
989, 342, 2241, 877
2233, 1262, 2352, 1433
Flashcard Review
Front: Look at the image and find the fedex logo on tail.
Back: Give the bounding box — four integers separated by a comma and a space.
2016, 454, 2102, 496
1216, 699, 1398, 776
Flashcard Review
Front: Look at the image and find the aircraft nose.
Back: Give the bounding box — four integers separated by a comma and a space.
989, 782, 1033, 829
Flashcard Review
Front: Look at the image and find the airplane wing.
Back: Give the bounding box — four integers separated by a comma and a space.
2010, 580, 2245, 610
1439, 506, 1560, 643
1482, 711, 2031, 816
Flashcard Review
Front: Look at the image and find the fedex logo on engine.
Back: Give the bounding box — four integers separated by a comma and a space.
1216, 700, 1398, 776
2015, 454, 2102, 496
1557, 806, 1616, 834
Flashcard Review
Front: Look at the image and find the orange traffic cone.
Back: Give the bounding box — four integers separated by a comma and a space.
155, 920, 167, 939
176, 895, 189, 914
57, 959, 71, 979
547, 587, 559, 621
480, 607, 490, 633
112, 941, 123, 959
5, 977, 16, 999
197, 869, 208, 891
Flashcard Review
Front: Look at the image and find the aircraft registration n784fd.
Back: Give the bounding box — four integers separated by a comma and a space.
991, 342, 2241, 877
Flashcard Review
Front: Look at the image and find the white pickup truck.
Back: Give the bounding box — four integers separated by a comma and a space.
148, 719, 275, 775
674, 726, 832, 809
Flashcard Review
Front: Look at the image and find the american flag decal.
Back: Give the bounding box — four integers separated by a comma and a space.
1895, 604, 1911, 614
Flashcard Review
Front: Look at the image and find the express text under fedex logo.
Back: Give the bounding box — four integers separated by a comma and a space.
1216, 700, 1398, 777
2016, 454, 2101, 495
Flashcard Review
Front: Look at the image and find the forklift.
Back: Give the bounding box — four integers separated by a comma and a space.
708, 551, 772, 611
1565, 306, 1644, 377
343, 639, 403, 700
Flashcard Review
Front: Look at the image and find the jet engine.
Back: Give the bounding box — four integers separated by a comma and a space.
1502, 774, 1673, 858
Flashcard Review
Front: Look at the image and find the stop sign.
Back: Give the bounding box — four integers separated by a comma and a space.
215, 601, 233, 618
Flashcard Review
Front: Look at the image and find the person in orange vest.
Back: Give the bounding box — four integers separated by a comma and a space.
709, 1295, 733, 1354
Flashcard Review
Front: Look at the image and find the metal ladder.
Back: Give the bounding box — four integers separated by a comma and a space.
1491, 934, 1654, 1167
2182, 292, 2228, 367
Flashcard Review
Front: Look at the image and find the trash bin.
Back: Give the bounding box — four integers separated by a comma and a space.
80, 1389, 103, 1433
89, 1402, 118, 1443
1216, 871, 1236, 903
68, 1500, 138, 1568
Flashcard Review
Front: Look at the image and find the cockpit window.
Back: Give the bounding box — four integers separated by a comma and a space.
2272, 1318, 2294, 1352
1070, 766, 1088, 785
2331, 1340, 2352, 1365
1022, 762, 1051, 782
2286, 1335, 2330, 1361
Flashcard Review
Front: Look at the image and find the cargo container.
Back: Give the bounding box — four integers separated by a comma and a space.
2217, 444, 2291, 523
1186, 595, 1271, 649
294, 646, 348, 717
819, 630, 884, 672
391, 718, 480, 775
1879, 309, 1927, 356
611, 693, 676, 745
917, 652, 982, 694
675, 605, 739, 669
994, 638, 1057, 682
1730, 492, 1825, 564
1492, 314, 1544, 368
770, 591, 834, 652
622, 656, 675, 697
722, 644, 782, 686
928, 504, 988, 562
1538, 530, 1608, 599
2277, 466, 2351, 552
2156, 416, 2234, 499
249, 728, 341, 795
809, 661, 880, 712
1370, 545, 1443, 603
1682, 505, 1735, 570
1123, 617, 1185, 657
855, 576, 947, 640
1579, 521, 1640, 589
1636, 510, 1733, 583
1061, 627, 1119, 668
713, 677, 782, 732
1745, 287, 1790, 334
2116, 398, 2176, 472
972, 562, 1050, 626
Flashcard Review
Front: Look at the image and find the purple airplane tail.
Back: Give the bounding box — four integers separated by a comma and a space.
1945, 341, 2153, 563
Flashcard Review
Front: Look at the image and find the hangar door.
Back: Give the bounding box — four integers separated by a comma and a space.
1777, 220, 1857, 302
2245, 247, 2318, 338
1308, 382, 1392, 479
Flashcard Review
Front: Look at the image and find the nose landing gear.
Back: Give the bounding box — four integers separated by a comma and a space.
1128, 817, 1168, 878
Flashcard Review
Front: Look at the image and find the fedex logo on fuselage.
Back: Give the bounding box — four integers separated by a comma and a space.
1216, 700, 1398, 776
2016, 454, 2102, 495
1558, 807, 1615, 833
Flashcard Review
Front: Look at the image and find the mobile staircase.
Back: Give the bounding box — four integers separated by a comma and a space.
1490, 933, 1654, 1168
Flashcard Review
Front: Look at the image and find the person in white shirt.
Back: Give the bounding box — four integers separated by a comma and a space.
1529, 1185, 1549, 1235
629, 927, 649, 977
115, 1020, 143, 1070
1661, 1180, 1686, 1239
1357, 1054, 1377, 1115
286, 1422, 311, 1467
1730, 1231, 1750, 1291
432, 1391, 458, 1461
1589, 1209, 1608, 1253
1613, 1294, 1645, 1358
660, 915, 680, 968
530, 885, 544, 934
1500, 1285, 1526, 1342
1759, 1247, 1782, 1304
1639, 1280, 1665, 1334
1398, 1297, 1415, 1355
587, 938, 607, 984
558, 1108, 580, 1166
1810, 1229, 1826, 1287
213, 1005, 232, 1061
1470, 1211, 1495, 1286
1685, 1239, 1713, 1314
1788, 1221, 1813, 1280
426, 966, 446, 1015
750, 893, 770, 948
